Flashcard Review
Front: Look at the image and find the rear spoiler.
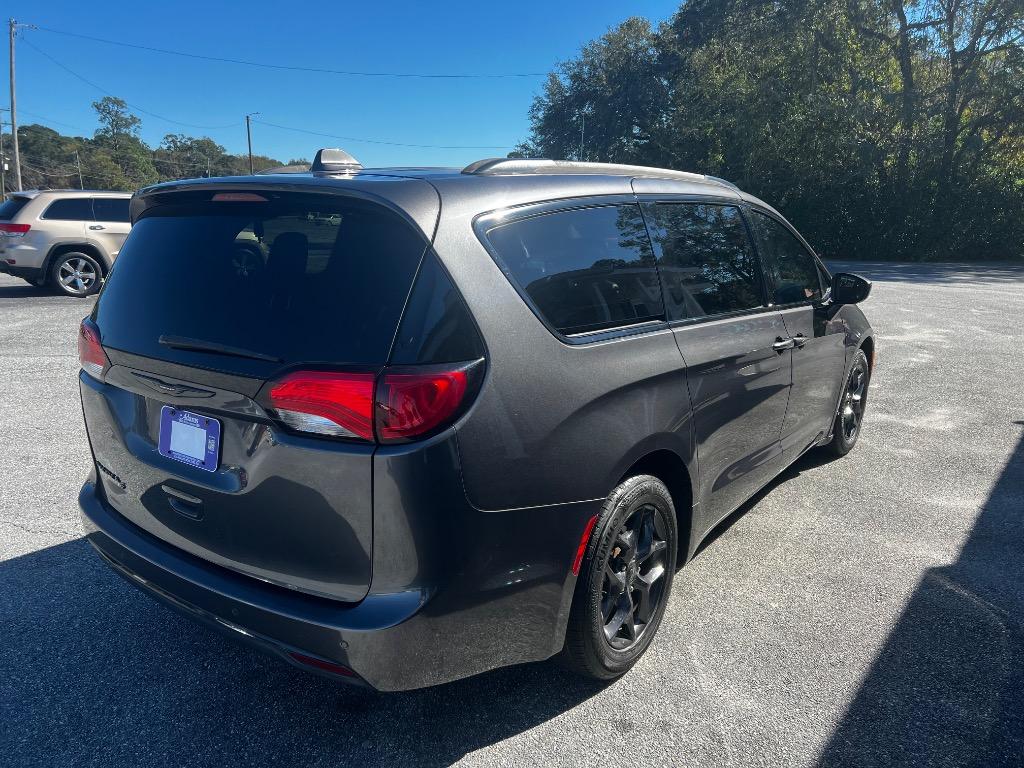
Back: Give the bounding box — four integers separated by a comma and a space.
128, 178, 442, 243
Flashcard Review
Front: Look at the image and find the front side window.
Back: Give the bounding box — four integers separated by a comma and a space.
41, 198, 94, 221
748, 211, 823, 305
642, 202, 764, 320
486, 204, 663, 336
92, 197, 131, 223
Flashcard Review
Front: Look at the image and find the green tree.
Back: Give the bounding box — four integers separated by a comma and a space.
92, 97, 142, 152
12, 107, 287, 192
518, 18, 669, 164
517, 0, 1024, 261
89, 97, 156, 190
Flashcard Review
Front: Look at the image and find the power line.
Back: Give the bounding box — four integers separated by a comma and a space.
16, 107, 88, 131
21, 37, 238, 131
253, 118, 512, 150
21, 158, 124, 183
31, 25, 548, 79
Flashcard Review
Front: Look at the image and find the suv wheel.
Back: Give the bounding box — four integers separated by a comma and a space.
563, 474, 678, 680
824, 349, 870, 457
51, 252, 103, 297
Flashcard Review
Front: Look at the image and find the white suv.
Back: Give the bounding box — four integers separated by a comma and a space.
0, 189, 132, 296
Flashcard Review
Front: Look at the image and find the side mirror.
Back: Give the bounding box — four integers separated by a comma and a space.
831, 272, 872, 305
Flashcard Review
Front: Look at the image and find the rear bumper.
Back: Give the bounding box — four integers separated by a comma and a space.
0, 260, 44, 283
80, 476, 598, 691
0, 240, 45, 271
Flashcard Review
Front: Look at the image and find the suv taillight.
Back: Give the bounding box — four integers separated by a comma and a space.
0, 223, 30, 237
268, 371, 376, 440
78, 318, 109, 380
264, 362, 480, 443
376, 368, 469, 442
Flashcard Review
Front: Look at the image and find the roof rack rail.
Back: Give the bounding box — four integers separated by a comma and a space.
310, 148, 363, 175
704, 175, 740, 192
460, 157, 713, 184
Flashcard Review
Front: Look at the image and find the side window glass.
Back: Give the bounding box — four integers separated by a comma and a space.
749, 211, 822, 304
92, 198, 131, 223
643, 202, 763, 320
486, 204, 663, 336
817, 263, 832, 290
41, 198, 95, 221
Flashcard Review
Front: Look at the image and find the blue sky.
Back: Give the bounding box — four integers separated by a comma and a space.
10, 1, 680, 168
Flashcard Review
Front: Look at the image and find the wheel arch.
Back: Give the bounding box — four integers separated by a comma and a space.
44, 243, 111, 278
859, 334, 875, 373
616, 448, 695, 566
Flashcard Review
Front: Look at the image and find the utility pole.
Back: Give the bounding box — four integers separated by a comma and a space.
74, 150, 84, 189
579, 112, 585, 162
9, 18, 22, 191
578, 104, 592, 163
0, 109, 7, 197
245, 113, 259, 174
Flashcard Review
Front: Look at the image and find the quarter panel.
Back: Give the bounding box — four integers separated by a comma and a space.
431, 204, 695, 511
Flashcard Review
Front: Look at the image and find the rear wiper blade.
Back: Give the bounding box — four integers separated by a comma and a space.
158, 335, 282, 363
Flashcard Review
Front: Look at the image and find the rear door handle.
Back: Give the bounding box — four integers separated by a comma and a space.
88, 224, 106, 231
773, 337, 796, 352
793, 334, 807, 348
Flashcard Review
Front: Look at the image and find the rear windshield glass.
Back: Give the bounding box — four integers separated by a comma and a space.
0, 196, 31, 220
95, 193, 428, 375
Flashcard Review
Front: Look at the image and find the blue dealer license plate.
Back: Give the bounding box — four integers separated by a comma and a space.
158, 406, 221, 472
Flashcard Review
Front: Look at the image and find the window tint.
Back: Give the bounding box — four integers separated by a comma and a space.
95, 195, 428, 375
92, 197, 131, 223
0, 196, 31, 219
41, 198, 95, 221
749, 211, 822, 304
642, 202, 763, 319
486, 205, 663, 336
390, 251, 485, 365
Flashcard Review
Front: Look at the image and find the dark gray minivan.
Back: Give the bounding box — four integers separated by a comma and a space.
78, 152, 874, 691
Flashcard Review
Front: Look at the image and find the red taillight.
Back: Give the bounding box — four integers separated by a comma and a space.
572, 515, 599, 575
0, 222, 30, 236
375, 369, 469, 442
268, 371, 375, 440
264, 363, 478, 443
287, 651, 355, 677
78, 319, 109, 380
211, 192, 269, 202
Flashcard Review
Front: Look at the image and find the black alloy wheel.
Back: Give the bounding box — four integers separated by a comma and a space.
563, 474, 678, 680
825, 348, 870, 456
602, 503, 670, 650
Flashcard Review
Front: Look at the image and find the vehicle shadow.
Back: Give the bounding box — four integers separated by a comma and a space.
0, 538, 606, 767
0, 281, 54, 299
691, 447, 841, 561
818, 426, 1024, 767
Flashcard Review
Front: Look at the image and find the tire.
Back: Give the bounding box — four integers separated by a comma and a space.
823, 349, 870, 457
50, 251, 103, 297
562, 474, 678, 680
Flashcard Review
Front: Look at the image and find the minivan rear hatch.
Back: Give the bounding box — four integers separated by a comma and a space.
80, 181, 439, 601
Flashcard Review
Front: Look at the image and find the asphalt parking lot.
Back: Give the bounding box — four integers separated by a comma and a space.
2, 262, 1022, 768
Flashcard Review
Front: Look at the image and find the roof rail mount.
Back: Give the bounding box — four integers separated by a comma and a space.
461, 157, 712, 184
311, 148, 363, 174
